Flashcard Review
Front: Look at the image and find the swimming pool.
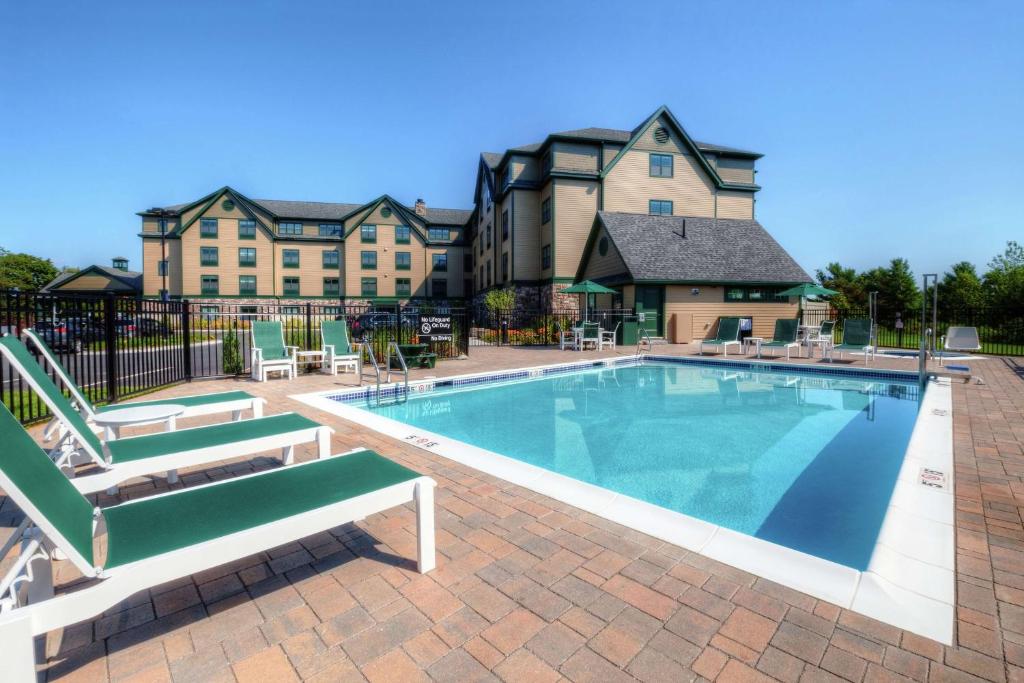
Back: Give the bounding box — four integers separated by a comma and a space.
295, 356, 955, 642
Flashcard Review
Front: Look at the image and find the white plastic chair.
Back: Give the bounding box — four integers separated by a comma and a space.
600, 322, 620, 350
941, 327, 981, 365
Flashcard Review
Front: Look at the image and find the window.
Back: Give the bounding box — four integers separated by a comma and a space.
323, 277, 340, 296
487, 223, 492, 249
649, 153, 674, 178
281, 306, 301, 315
395, 225, 411, 244
157, 260, 168, 276
542, 245, 551, 270
598, 237, 609, 256
463, 253, 472, 271
238, 248, 257, 267
361, 277, 377, 297
361, 251, 377, 269
279, 222, 303, 236
200, 247, 218, 266
395, 278, 411, 297
361, 224, 376, 243
238, 275, 257, 296
283, 249, 300, 268
502, 252, 509, 282
649, 200, 673, 216
200, 275, 219, 295
395, 252, 411, 270
541, 198, 551, 224
200, 218, 218, 238
322, 249, 339, 268
502, 209, 509, 241
318, 223, 341, 237
479, 265, 484, 288
427, 227, 448, 241
282, 277, 300, 296
238, 220, 256, 239
199, 305, 219, 321
322, 306, 341, 316
432, 279, 447, 298
432, 253, 448, 272
724, 286, 789, 303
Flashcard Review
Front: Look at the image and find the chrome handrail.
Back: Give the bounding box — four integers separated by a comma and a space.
362, 338, 382, 406
636, 328, 653, 356
386, 340, 410, 398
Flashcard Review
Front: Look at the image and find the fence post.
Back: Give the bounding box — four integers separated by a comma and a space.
103, 293, 118, 403
181, 300, 192, 382
305, 302, 312, 350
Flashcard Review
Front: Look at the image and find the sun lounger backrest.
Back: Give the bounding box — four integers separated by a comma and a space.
945, 326, 981, 352
717, 317, 740, 341
819, 320, 836, 336
252, 321, 287, 358
321, 321, 352, 354
0, 402, 95, 570
22, 328, 97, 416
842, 319, 872, 346
0, 335, 104, 458
772, 318, 799, 343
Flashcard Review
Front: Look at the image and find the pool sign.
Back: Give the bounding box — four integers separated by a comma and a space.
419, 314, 452, 342
919, 467, 947, 490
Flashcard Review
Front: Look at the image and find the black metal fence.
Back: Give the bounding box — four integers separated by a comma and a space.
469, 308, 638, 346
1, 290, 469, 423
801, 306, 1024, 356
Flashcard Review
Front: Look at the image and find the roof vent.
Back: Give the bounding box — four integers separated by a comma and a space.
653, 127, 670, 144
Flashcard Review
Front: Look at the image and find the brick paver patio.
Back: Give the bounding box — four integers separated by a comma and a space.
3, 344, 1022, 682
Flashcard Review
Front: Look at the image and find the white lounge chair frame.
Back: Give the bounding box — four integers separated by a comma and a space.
250, 322, 298, 382
600, 322, 620, 351
0, 339, 331, 493
940, 326, 981, 365
0, 449, 436, 681
321, 324, 361, 377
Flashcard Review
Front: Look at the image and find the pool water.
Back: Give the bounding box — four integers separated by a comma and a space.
361, 362, 921, 570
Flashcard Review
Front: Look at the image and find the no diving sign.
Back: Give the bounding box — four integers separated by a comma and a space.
419, 315, 452, 342
919, 467, 947, 490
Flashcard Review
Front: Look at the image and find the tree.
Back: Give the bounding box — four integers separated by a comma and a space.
483, 287, 516, 314
983, 241, 1024, 309
0, 249, 59, 291
937, 261, 984, 311
859, 258, 920, 319
815, 262, 864, 310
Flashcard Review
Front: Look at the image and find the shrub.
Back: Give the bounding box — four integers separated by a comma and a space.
222, 326, 243, 375
484, 287, 516, 314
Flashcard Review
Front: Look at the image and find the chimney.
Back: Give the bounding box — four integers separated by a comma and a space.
414, 198, 427, 216
112, 257, 129, 271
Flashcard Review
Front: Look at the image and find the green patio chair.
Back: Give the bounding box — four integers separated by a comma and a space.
700, 317, 742, 356
22, 329, 264, 439
579, 322, 600, 350
251, 321, 297, 381
321, 320, 361, 377
0, 334, 331, 494
0, 401, 436, 680
830, 318, 874, 364
758, 319, 801, 360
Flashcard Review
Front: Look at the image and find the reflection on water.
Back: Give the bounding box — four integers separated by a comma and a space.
368, 363, 921, 570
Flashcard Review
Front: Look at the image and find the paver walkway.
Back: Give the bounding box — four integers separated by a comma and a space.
2, 345, 1022, 682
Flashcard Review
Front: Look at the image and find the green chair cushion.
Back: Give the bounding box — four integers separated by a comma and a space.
97, 391, 256, 413
0, 403, 94, 566
106, 413, 320, 464
0, 335, 103, 457
770, 319, 800, 344
103, 450, 421, 568
23, 329, 96, 413
840, 319, 872, 347
321, 321, 353, 355
252, 321, 289, 359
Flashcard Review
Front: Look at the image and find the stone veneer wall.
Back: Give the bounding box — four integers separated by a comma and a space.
469, 284, 581, 313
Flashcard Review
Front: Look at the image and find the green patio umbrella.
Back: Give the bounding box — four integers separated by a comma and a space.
779, 283, 838, 324
562, 280, 617, 320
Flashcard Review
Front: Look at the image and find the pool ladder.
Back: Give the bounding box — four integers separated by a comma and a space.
361, 340, 409, 407
636, 328, 654, 356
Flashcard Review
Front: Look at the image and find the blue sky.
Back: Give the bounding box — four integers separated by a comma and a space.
1, 1, 1021, 280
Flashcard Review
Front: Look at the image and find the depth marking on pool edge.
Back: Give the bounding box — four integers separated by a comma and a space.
919, 467, 947, 490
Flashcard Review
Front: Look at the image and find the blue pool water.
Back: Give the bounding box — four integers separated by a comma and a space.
357, 362, 922, 570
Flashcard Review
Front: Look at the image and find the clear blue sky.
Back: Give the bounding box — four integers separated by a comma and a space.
1, 1, 1021, 280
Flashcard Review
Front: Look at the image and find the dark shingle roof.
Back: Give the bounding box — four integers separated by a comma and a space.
596, 212, 810, 284
42, 265, 143, 293
554, 127, 632, 143
159, 196, 470, 226
481, 152, 503, 168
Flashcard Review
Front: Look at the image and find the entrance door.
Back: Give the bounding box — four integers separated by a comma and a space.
634, 285, 664, 336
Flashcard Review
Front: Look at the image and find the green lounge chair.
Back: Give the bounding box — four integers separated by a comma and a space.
21, 328, 264, 437
700, 317, 741, 356
758, 319, 801, 360
0, 335, 331, 493
0, 401, 436, 680
830, 318, 874, 364
251, 321, 297, 381
321, 320, 361, 377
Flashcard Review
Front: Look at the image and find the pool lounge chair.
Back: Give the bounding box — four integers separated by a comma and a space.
0, 402, 436, 680
829, 318, 874, 364
0, 335, 331, 493
321, 320, 361, 377
251, 321, 298, 381
579, 322, 601, 350
700, 317, 741, 356
940, 326, 981, 366
21, 329, 264, 435
758, 319, 801, 359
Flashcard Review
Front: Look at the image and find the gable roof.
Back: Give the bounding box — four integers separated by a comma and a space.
42, 265, 143, 294
584, 212, 811, 285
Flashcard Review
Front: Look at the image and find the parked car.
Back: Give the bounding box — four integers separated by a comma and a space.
64, 317, 102, 344
137, 317, 171, 338
346, 311, 420, 339
113, 315, 136, 338
28, 320, 82, 354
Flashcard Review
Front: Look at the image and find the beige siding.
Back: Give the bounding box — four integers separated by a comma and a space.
663, 286, 799, 342
276, 242, 340, 297
631, 116, 689, 154
552, 179, 599, 278
510, 155, 538, 183
581, 226, 627, 281
716, 157, 755, 184
552, 142, 599, 173
141, 216, 180, 234
511, 190, 541, 281
540, 184, 553, 278
716, 191, 755, 219
142, 239, 178, 296
604, 150, 715, 217
57, 273, 134, 293
602, 144, 623, 168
